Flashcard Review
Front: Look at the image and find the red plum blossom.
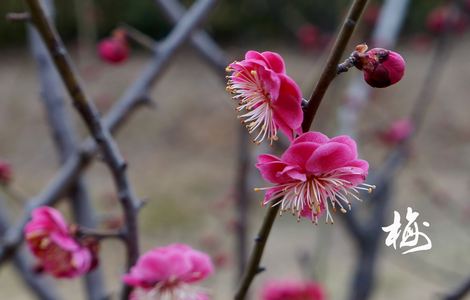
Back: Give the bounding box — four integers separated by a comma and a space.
226, 51, 303, 144
24, 207, 97, 278
256, 132, 373, 224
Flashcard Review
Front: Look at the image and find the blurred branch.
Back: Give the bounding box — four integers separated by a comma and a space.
118, 23, 156, 51
28, 0, 106, 298
235, 0, 370, 298
153, 0, 252, 279
76, 227, 124, 240
443, 276, 470, 300
0, 196, 59, 300
5, 12, 30, 22
153, 0, 228, 74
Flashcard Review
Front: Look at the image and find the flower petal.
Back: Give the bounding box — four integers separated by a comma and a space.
261, 51, 286, 74
329, 135, 358, 158
280, 142, 320, 170
271, 75, 303, 139
306, 142, 356, 174
293, 132, 329, 145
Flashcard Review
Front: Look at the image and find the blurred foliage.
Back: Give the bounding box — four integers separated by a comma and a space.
0, 0, 446, 47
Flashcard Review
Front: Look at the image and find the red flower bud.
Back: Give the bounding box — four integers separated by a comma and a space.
97, 37, 129, 64
0, 160, 12, 185
354, 46, 405, 88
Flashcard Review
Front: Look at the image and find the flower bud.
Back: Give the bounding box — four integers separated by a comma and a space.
354, 46, 405, 88
97, 30, 129, 64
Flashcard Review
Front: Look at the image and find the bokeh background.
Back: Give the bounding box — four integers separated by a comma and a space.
1, 0, 470, 299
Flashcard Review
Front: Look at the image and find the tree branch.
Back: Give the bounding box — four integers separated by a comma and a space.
28, 1, 107, 298
302, 0, 369, 132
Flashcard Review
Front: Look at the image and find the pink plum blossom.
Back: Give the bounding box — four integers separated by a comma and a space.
260, 279, 325, 300
24, 207, 96, 278
353, 45, 405, 88
226, 50, 303, 144
380, 119, 414, 144
123, 244, 214, 300
255, 132, 373, 224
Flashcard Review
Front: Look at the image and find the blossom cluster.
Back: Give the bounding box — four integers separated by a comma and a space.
24, 207, 214, 299
226, 49, 404, 223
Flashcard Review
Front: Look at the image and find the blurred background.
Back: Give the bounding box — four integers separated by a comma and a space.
1, 0, 470, 299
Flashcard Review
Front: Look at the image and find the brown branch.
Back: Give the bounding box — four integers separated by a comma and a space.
234, 0, 369, 298
302, 0, 369, 132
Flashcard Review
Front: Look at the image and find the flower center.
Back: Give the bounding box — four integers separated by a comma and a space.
256, 171, 375, 224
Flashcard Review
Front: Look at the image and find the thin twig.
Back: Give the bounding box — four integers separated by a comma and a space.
302, 0, 369, 132
234, 0, 369, 298
118, 23, 156, 51
76, 226, 124, 240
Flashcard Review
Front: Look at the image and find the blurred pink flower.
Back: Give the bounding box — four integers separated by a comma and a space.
426, 6, 468, 34
363, 4, 380, 27
226, 50, 303, 144
355, 47, 405, 88
24, 207, 96, 278
98, 29, 129, 64
256, 132, 373, 224
0, 159, 12, 185
380, 119, 414, 144
297, 24, 320, 50
124, 244, 214, 300
260, 279, 325, 300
